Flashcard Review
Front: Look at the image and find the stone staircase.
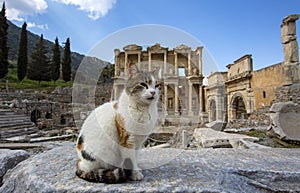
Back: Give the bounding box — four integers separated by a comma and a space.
0, 106, 39, 142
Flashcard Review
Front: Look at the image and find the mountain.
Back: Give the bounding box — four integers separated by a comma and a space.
7, 20, 111, 71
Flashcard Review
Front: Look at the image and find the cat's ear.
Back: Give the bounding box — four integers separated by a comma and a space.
128, 63, 138, 77
151, 68, 160, 79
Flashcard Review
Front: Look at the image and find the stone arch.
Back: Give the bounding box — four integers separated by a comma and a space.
209, 99, 216, 122
31, 109, 41, 124
230, 93, 247, 120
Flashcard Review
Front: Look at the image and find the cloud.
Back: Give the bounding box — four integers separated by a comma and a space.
3, 0, 48, 21
27, 22, 49, 30
54, 0, 117, 20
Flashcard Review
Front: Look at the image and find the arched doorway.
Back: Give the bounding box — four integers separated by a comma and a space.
31, 109, 41, 124
209, 99, 216, 122
232, 96, 247, 119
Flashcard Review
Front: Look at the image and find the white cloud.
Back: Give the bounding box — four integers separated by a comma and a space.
54, 0, 117, 20
27, 22, 49, 30
3, 0, 48, 21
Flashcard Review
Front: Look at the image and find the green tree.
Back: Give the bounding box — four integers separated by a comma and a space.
0, 2, 9, 79
27, 34, 51, 84
51, 37, 60, 82
62, 38, 71, 82
99, 64, 114, 83
17, 22, 28, 82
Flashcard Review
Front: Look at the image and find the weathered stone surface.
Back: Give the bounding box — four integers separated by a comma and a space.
270, 101, 295, 113
193, 128, 259, 148
269, 102, 300, 141
2, 142, 300, 192
0, 149, 30, 186
205, 120, 227, 131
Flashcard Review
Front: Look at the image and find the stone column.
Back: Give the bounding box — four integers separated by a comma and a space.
175, 83, 178, 115
113, 85, 118, 100
188, 81, 193, 116
114, 49, 120, 76
281, 14, 300, 85
174, 52, 178, 75
124, 52, 128, 76
164, 51, 167, 75
199, 85, 203, 114
188, 52, 191, 76
197, 47, 203, 75
148, 52, 152, 71
138, 53, 141, 69
164, 84, 168, 114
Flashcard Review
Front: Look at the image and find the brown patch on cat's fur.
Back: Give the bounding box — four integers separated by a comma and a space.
115, 113, 132, 148
76, 135, 84, 151
77, 159, 81, 169
113, 101, 119, 109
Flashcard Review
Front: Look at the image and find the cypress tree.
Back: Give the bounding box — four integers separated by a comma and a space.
0, 2, 9, 79
27, 34, 51, 84
62, 37, 71, 82
51, 37, 60, 82
17, 22, 28, 82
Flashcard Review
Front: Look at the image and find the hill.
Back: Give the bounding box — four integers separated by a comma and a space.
7, 20, 111, 71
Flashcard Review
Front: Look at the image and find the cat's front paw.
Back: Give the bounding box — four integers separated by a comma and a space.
130, 170, 144, 181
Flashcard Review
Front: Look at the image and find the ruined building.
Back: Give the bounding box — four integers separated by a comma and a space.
113, 44, 205, 124
113, 15, 299, 126
206, 14, 300, 123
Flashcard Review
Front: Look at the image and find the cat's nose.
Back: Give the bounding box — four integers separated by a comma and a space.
150, 91, 156, 96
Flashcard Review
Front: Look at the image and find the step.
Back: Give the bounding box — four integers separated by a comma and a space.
1, 126, 38, 136
0, 111, 15, 116
0, 114, 30, 121
0, 118, 32, 125
0, 121, 35, 128
1, 127, 39, 138
0, 123, 36, 131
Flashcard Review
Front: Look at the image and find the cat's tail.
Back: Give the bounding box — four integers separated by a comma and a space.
76, 168, 132, 184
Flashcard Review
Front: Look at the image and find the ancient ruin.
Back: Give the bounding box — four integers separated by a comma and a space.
113, 43, 205, 125
206, 14, 300, 127
0, 15, 298, 145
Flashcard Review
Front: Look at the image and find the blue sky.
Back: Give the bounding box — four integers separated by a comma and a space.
3, 0, 300, 74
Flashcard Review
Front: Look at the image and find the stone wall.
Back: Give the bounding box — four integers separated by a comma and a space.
274, 83, 300, 105
0, 83, 113, 130
251, 63, 284, 109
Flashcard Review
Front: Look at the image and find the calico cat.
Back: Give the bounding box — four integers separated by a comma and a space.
76, 63, 159, 183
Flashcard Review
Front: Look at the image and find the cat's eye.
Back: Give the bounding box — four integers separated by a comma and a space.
155, 83, 161, 88
140, 83, 148, 89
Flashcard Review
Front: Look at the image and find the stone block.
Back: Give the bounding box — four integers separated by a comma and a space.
1, 142, 300, 192
269, 102, 300, 141
270, 101, 295, 113
205, 120, 227, 131
193, 128, 258, 148
0, 149, 30, 186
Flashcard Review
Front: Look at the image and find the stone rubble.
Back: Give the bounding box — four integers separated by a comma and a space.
193, 128, 260, 148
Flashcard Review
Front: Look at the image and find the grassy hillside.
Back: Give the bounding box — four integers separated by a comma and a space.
7, 20, 111, 72
2, 20, 112, 91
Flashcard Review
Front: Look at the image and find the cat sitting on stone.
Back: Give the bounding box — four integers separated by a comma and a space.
76, 63, 159, 183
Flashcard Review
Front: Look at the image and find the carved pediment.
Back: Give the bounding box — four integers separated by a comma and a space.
147, 43, 168, 52
123, 44, 142, 51
174, 44, 191, 51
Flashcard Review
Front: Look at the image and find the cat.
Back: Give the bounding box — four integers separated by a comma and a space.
76, 63, 159, 183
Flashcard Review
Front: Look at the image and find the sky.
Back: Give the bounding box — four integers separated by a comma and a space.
3, 0, 300, 74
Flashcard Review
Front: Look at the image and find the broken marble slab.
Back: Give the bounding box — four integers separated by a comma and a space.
193, 128, 259, 148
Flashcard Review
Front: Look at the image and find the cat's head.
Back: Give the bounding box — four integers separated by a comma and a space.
125, 63, 160, 105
